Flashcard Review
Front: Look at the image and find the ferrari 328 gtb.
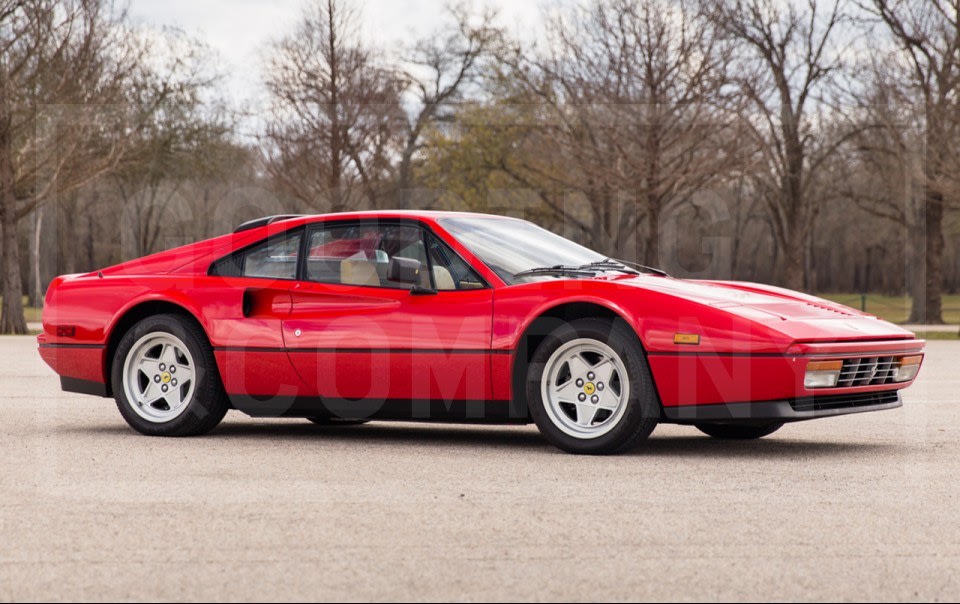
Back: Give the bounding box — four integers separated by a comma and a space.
38, 211, 924, 454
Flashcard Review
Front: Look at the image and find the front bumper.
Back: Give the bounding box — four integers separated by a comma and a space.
647, 339, 924, 407
661, 390, 902, 424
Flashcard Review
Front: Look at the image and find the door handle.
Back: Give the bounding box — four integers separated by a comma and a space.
242, 288, 293, 318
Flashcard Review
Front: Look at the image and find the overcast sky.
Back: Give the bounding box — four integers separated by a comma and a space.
127, 0, 548, 110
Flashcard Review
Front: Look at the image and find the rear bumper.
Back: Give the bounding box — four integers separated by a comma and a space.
60, 376, 110, 397
661, 390, 902, 424
38, 339, 109, 395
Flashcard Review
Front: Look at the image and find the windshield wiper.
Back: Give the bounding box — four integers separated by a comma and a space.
512, 265, 598, 279
578, 259, 640, 275
512, 258, 669, 281
604, 258, 669, 277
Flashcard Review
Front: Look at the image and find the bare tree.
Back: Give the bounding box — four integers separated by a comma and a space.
862, 0, 960, 323
0, 0, 152, 334
262, 0, 405, 212
394, 3, 502, 209
111, 31, 232, 257
708, 0, 854, 290
842, 63, 926, 304
504, 0, 743, 264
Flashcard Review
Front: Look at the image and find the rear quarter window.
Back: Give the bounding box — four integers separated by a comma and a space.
209, 230, 303, 280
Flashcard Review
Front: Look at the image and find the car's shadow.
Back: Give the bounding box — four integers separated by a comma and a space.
71, 420, 901, 459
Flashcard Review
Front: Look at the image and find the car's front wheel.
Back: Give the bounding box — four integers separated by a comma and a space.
695, 422, 783, 440
526, 317, 659, 454
112, 313, 229, 436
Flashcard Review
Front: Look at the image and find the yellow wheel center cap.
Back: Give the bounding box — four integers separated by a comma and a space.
583, 382, 596, 395
161, 372, 172, 384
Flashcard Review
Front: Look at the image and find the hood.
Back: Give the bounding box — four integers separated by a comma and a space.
616, 275, 915, 343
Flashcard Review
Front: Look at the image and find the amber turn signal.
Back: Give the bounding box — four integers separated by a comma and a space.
805, 360, 843, 372
673, 333, 700, 345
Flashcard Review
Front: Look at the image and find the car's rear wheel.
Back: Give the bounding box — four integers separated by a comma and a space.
526, 317, 659, 455
695, 422, 783, 440
112, 313, 229, 436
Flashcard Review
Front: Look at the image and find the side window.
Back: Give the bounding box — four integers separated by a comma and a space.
305, 222, 428, 290
426, 233, 485, 291
210, 230, 302, 280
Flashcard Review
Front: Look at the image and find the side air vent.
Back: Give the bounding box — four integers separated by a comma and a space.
234, 215, 305, 233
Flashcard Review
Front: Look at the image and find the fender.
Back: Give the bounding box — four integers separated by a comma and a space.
104, 284, 212, 346
498, 293, 642, 352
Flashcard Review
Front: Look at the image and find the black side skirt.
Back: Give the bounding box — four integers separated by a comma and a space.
229, 394, 531, 424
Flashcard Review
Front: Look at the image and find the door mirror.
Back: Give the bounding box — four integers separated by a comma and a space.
387, 257, 422, 284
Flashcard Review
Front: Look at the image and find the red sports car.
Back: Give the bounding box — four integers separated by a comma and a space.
38, 211, 924, 454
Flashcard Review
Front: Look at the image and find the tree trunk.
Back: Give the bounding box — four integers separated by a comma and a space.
87, 212, 94, 269
909, 122, 946, 325
778, 99, 806, 292
781, 252, 804, 291
0, 199, 27, 335
780, 220, 806, 291
0, 51, 26, 334
58, 195, 77, 274
28, 207, 43, 308
644, 203, 661, 268
803, 229, 815, 292
0, 122, 25, 333
920, 185, 944, 324
397, 135, 416, 210
906, 220, 926, 323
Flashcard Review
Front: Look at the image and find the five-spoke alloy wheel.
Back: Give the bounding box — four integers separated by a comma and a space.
541, 339, 630, 439
112, 313, 229, 436
526, 318, 659, 454
122, 333, 196, 423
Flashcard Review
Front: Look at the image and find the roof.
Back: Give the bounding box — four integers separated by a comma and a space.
234, 210, 522, 233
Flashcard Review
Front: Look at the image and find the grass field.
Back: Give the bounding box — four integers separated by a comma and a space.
24, 306, 40, 323
0, 297, 42, 323
820, 293, 960, 325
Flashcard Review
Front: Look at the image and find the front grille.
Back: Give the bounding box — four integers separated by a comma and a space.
836, 356, 898, 387
790, 390, 900, 413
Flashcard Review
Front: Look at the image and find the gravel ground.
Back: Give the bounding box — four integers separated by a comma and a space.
1, 336, 957, 602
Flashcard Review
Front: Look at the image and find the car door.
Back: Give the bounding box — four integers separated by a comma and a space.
205, 227, 311, 413
282, 219, 495, 418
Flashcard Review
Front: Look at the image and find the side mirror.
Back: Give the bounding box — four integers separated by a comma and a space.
387, 257, 421, 284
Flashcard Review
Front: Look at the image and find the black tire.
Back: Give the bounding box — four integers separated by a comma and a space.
695, 422, 784, 440
526, 317, 659, 455
305, 417, 370, 426
112, 313, 229, 436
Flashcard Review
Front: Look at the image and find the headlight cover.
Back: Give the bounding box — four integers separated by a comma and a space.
892, 355, 922, 382
804, 360, 843, 388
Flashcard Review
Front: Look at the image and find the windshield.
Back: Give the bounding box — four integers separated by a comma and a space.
439, 216, 606, 284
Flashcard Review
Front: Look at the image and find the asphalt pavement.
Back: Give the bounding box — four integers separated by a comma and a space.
1, 336, 957, 601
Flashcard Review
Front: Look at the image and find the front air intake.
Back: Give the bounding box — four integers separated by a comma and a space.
790, 390, 900, 412
835, 356, 899, 387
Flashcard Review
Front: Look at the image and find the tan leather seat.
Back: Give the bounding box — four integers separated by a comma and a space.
432, 266, 455, 291
341, 258, 380, 286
